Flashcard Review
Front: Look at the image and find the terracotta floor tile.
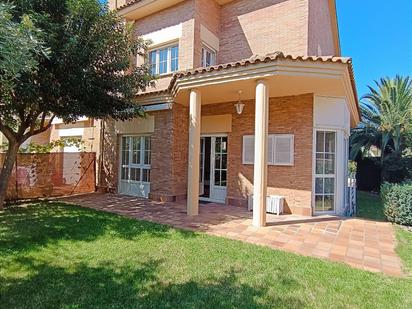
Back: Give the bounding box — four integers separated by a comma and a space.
60, 193, 404, 277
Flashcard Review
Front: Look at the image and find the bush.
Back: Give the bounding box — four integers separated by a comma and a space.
381, 181, 412, 226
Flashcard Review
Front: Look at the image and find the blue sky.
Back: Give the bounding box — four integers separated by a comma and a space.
337, 0, 412, 96
100, 0, 412, 97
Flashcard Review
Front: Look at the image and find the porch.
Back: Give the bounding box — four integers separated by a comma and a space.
170, 53, 360, 227
62, 193, 403, 276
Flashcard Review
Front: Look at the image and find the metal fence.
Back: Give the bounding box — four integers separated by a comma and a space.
0, 152, 96, 201
346, 172, 357, 217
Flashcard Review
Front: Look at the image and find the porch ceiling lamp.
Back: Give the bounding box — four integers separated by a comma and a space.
235, 90, 245, 115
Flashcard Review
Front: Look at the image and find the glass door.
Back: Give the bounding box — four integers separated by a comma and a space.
119, 136, 151, 198
315, 131, 336, 213
210, 136, 228, 202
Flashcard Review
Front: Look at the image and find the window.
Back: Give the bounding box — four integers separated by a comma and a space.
121, 136, 151, 183
242, 134, 294, 166
314, 131, 336, 212
202, 45, 216, 67
149, 45, 179, 75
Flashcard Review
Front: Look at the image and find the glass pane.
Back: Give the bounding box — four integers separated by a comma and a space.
171, 46, 178, 71
222, 138, 227, 153
324, 195, 334, 211
121, 167, 128, 180
144, 151, 150, 165
316, 154, 324, 174
214, 170, 220, 186
215, 139, 221, 153
149, 51, 157, 75
324, 154, 335, 174
315, 178, 324, 194
142, 169, 150, 182
221, 170, 227, 183
324, 178, 335, 194
325, 132, 336, 153
315, 195, 324, 212
215, 155, 221, 170
316, 131, 325, 152
145, 137, 151, 150
159, 49, 168, 74
221, 154, 227, 170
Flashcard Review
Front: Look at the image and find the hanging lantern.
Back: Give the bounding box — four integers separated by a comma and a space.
234, 90, 245, 115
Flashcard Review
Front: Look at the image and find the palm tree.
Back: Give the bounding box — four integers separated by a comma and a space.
350, 75, 412, 181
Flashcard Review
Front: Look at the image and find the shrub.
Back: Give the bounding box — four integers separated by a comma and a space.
381, 181, 412, 226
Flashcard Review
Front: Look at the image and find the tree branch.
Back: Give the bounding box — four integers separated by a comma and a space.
0, 120, 17, 143
23, 114, 55, 141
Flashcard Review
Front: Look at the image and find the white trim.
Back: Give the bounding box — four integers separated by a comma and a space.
312, 129, 338, 215
148, 43, 179, 76
201, 44, 217, 67
118, 135, 151, 198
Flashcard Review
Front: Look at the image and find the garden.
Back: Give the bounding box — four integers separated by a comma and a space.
0, 196, 411, 308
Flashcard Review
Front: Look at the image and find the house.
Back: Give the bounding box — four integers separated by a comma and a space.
99, 0, 361, 227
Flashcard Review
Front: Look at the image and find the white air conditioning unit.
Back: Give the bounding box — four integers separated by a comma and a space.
248, 195, 284, 215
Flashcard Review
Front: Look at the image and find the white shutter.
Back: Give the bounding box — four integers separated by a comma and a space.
274, 135, 294, 165
242, 136, 255, 164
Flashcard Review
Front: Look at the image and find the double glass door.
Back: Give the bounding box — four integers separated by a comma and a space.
199, 136, 228, 203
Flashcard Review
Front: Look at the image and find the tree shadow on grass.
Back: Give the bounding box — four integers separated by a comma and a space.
0, 257, 305, 309
0, 202, 197, 254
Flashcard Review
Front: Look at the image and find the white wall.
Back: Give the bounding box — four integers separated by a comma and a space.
314, 96, 351, 215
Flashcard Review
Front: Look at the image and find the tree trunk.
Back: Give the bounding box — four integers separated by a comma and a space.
0, 141, 19, 209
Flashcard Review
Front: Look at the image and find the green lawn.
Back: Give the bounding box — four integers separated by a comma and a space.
0, 202, 411, 308
356, 191, 386, 221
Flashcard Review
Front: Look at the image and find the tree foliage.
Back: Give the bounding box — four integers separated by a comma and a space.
350, 76, 412, 182
0, 0, 154, 207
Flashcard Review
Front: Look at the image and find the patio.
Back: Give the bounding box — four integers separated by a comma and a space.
61, 193, 403, 276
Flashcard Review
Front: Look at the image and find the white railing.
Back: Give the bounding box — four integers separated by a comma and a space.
346, 172, 357, 216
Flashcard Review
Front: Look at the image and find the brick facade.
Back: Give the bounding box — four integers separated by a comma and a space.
101, 94, 313, 215
101, 0, 342, 216
201, 93, 314, 215
125, 0, 337, 93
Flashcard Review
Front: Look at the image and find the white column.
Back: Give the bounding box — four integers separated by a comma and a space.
253, 80, 269, 228
187, 89, 202, 216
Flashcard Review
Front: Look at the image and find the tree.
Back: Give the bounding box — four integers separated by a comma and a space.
0, 0, 153, 208
350, 76, 412, 181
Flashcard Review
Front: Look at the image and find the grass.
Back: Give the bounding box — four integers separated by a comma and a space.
396, 227, 412, 274
356, 191, 386, 221
356, 191, 412, 276
0, 202, 411, 308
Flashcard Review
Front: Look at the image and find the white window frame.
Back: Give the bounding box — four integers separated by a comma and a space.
148, 43, 179, 75
313, 129, 337, 213
201, 44, 217, 67
120, 135, 151, 184
242, 134, 294, 166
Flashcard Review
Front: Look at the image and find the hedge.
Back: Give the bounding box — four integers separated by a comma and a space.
381, 181, 412, 226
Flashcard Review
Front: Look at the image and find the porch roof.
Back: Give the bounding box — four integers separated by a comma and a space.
137, 52, 360, 125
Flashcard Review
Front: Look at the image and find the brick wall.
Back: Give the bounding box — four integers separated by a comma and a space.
219, 0, 309, 63
308, 0, 335, 56
201, 93, 314, 215
193, 0, 221, 67
100, 108, 189, 201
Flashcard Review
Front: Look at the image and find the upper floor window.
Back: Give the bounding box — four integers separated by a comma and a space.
149, 45, 179, 75
202, 45, 216, 67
